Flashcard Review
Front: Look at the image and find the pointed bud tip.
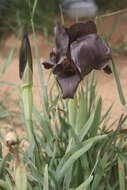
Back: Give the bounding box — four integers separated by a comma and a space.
23, 32, 28, 38
19, 32, 33, 82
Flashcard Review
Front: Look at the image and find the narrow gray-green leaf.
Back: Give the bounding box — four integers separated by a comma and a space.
79, 113, 94, 141
15, 162, 27, 190
68, 98, 77, 127
76, 91, 88, 131
56, 135, 107, 180
56, 141, 93, 181
56, 135, 107, 177
111, 58, 126, 105
0, 179, 11, 190
44, 164, 49, 190
118, 157, 126, 190
0, 48, 14, 76
75, 175, 93, 190
90, 97, 102, 136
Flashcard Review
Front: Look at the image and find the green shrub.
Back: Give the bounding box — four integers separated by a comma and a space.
95, 0, 127, 11
0, 0, 59, 38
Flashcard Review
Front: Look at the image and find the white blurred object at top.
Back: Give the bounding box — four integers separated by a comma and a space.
61, 0, 98, 19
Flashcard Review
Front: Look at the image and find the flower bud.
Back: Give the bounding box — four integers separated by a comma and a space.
19, 33, 33, 85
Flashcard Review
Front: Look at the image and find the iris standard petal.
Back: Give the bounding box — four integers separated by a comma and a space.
67, 20, 97, 43
71, 34, 96, 77
93, 37, 112, 70
70, 34, 112, 77
54, 23, 69, 57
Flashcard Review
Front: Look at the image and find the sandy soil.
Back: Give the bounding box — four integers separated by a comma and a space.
0, 13, 127, 129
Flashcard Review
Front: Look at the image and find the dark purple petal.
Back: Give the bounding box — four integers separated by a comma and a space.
42, 61, 55, 69
67, 20, 97, 43
103, 65, 112, 74
70, 34, 112, 77
93, 37, 112, 70
19, 33, 32, 79
54, 23, 69, 58
57, 73, 81, 99
70, 34, 96, 77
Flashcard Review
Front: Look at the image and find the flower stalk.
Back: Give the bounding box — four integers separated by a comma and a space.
21, 84, 34, 143
19, 33, 34, 144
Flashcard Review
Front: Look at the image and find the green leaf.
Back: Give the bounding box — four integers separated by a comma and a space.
5, 175, 14, 190
0, 179, 11, 190
118, 157, 126, 190
15, 162, 27, 190
33, 105, 53, 140
56, 135, 107, 181
0, 48, 14, 77
68, 98, 77, 127
100, 103, 113, 124
79, 113, 94, 141
76, 91, 88, 131
56, 141, 93, 181
44, 164, 49, 190
0, 80, 17, 86
0, 154, 10, 177
90, 97, 102, 136
91, 173, 103, 190
63, 166, 73, 190
111, 58, 126, 105
89, 71, 96, 113
75, 175, 93, 190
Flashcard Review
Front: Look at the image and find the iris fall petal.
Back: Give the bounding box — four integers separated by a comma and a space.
57, 73, 81, 99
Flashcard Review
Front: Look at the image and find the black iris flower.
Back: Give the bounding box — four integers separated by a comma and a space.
42, 21, 112, 99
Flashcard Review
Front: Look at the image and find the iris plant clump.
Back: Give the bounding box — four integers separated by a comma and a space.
1, 16, 126, 190
42, 20, 112, 98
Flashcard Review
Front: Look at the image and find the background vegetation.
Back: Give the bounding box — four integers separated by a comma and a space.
0, 0, 127, 39
95, 0, 127, 11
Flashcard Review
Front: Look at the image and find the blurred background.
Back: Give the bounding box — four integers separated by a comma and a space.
0, 0, 127, 38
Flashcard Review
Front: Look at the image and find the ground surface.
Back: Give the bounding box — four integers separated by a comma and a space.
0, 13, 127, 129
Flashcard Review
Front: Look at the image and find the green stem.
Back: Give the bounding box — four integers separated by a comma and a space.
22, 85, 35, 144
101, 8, 127, 18
118, 157, 125, 190
25, 119, 34, 144
111, 58, 126, 105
